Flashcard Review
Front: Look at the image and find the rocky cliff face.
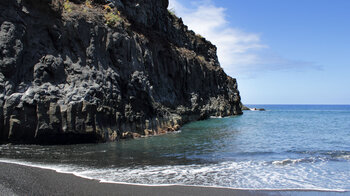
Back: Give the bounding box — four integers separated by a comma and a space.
0, 0, 242, 144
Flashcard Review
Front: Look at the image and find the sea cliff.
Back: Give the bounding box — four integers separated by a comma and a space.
0, 0, 242, 144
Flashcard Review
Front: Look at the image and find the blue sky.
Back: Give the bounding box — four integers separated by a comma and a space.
169, 0, 350, 104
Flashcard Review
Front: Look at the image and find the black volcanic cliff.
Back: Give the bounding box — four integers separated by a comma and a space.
0, 0, 242, 144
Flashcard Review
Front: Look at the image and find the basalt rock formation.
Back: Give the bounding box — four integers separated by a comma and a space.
0, 0, 242, 144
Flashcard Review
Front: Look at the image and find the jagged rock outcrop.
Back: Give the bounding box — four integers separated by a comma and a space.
0, 0, 242, 144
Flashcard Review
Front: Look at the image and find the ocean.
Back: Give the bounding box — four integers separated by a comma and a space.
1, 105, 350, 191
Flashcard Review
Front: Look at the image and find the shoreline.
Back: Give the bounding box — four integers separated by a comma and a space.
0, 161, 347, 196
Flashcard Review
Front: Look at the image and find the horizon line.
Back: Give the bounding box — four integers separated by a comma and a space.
244, 104, 350, 105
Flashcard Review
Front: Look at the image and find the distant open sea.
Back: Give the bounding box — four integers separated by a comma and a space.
1, 105, 350, 191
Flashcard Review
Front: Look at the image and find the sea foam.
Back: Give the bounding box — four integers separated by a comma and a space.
0, 158, 349, 192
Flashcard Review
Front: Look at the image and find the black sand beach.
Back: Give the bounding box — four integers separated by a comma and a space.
0, 162, 347, 196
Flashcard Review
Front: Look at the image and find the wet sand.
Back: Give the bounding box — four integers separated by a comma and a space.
0, 162, 347, 196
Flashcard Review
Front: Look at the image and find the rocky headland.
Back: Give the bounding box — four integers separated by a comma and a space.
0, 0, 242, 144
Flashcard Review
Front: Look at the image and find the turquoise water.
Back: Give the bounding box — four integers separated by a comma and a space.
1, 105, 350, 190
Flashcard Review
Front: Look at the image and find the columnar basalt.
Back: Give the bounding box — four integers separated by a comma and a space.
0, 0, 242, 144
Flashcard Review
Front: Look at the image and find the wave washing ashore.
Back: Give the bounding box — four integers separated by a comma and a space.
1, 105, 350, 194
2, 162, 345, 196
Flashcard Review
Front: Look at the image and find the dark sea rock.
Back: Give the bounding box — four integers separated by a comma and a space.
0, 0, 242, 144
242, 105, 250, 110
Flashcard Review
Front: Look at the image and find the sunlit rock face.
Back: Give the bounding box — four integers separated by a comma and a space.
0, 0, 242, 144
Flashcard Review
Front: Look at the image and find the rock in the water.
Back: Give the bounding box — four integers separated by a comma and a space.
242, 105, 250, 110
0, 0, 243, 144
249, 108, 265, 111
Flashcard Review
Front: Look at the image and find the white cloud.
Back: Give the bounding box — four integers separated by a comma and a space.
168, 0, 321, 78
